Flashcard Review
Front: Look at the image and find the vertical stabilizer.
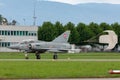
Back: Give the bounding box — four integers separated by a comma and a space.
52, 31, 70, 43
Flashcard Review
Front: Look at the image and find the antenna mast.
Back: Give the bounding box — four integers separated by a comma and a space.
33, 1, 37, 26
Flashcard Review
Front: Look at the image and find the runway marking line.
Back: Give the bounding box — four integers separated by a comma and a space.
0, 59, 120, 61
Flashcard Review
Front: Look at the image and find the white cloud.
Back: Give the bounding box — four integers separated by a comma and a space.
46, 0, 120, 5
47, 0, 80, 4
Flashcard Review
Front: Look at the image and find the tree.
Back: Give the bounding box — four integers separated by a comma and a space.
12, 20, 17, 25
99, 22, 113, 31
64, 22, 79, 44
88, 22, 102, 36
76, 23, 94, 44
0, 15, 2, 25
38, 26, 42, 40
38, 22, 55, 41
111, 23, 120, 45
3, 18, 8, 25
0, 15, 8, 25
54, 21, 65, 37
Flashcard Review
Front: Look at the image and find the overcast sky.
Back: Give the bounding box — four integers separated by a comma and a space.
46, 0, 120, 5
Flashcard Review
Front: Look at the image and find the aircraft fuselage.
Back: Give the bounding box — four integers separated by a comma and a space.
29, 42, 71, 53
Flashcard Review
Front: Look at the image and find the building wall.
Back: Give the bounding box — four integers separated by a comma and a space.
0, 25, 38, 52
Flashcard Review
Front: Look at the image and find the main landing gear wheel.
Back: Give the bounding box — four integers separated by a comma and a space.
53, 53, 58, 59
35, 51, 40, 59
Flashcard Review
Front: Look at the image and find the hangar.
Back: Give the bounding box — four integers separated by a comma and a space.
0, 25, 38, 52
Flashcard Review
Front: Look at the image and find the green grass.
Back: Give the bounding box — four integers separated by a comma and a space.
0, 61, 120, 79
0, 52, 120, 78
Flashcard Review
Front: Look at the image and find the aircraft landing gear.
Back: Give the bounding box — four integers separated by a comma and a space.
35, 51, 40, 59
53, 53, 58, 59
25, 52, 29, 59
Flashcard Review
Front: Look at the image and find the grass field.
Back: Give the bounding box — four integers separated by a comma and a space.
0, 61, 120, 79
0, 52, 120, 79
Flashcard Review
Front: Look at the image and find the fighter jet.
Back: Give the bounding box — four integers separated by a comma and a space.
8, 31, 71, 59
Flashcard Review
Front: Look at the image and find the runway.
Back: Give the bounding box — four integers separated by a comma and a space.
0, 59, 120, 61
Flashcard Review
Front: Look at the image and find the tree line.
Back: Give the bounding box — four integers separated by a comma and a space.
0, 14, 17, 25
38, 21, 120, 46
1, 14, 120, 46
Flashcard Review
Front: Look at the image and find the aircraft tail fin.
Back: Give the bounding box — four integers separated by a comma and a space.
52, 31, 70, 43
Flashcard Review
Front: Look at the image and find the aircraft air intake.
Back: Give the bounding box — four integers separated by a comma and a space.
28, 44, 32, 49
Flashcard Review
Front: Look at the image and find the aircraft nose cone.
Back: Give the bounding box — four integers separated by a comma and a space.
7, 45, 19, 49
